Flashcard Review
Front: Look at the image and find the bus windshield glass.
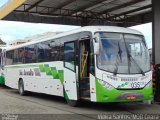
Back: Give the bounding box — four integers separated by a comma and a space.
97, 32, 150, 74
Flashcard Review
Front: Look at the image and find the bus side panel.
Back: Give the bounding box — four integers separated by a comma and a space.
24, 71, 63, 96
5, 62, 64, 97
90, 74, 96, 102
5, 66, 19, 89
63, 68, 78, 100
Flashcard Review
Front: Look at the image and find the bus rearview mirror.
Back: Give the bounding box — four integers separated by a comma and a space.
93, 37, 100, 55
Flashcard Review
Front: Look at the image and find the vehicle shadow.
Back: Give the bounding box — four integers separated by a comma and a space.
79, 101, 148, 112
3, 86, 152, 113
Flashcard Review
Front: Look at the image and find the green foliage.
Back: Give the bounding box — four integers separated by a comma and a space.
0, 38, 6, 45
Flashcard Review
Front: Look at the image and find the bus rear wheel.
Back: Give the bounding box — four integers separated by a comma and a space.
18, 79, 26, 96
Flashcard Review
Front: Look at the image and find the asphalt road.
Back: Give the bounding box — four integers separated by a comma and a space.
0, 86, 160, 120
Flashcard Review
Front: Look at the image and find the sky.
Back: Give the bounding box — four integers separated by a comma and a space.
0, 0, 8, 7
0, 20, 152, 48
0, 0, 152, 48
0, 20, 80, 43
130, 23, 152, 49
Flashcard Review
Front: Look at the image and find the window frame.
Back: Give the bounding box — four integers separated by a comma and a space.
6, 50, 14, 65
64, 41, 76, 72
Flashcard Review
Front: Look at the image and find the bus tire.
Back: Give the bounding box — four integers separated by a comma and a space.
18, 79, 26, 96
67, 100, 79, 107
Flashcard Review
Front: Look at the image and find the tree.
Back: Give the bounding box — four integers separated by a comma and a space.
0, 38, 6, 45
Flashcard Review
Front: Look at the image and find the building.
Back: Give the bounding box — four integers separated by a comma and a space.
9, 39, 30, 46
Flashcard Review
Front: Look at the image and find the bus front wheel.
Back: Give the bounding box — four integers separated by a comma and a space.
18, 80, 26, 96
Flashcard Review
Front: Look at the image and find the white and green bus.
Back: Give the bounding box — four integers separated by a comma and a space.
4, 26, 153, 106
0, 45, 7, 85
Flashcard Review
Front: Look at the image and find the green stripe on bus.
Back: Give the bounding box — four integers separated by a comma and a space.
64, 91, 69, 101
44, 66, 52, 75
58, 70, 64, 84
0, 76, 5, 85
39, 64, 45, 72
95, 78, 153, 102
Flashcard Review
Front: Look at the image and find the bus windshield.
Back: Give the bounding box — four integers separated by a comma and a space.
97, 32, 151, 74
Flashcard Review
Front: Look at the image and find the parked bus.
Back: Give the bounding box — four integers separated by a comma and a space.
4, 26, 153, 106
0, 45, 7, 85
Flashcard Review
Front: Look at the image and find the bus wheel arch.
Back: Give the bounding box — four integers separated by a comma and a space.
67, 99, 79, 107
18, 78, 26, 96
63, 87, 79, 107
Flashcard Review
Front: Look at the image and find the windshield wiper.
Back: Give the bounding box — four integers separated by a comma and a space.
113, 42, 122, 75
123, 36, 145, 76
128, 53, 145, 76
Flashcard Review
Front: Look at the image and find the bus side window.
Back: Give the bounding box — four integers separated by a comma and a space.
24, 47, 29, 63
24, 47, 28, 63
59, 44, 64, 61
64, 41, 76, 71
43, 41, 52, 62
6, 50, 14, 65
37, 43, 45, 62
44, 49, 50, 61
13, 49, 18, 64
50, 45, 59, 61
25, 45, 36, 63
37, 42, 51, 62
18, 48, 25, 64
32, 45, 37, 63
26, 46, 30, 63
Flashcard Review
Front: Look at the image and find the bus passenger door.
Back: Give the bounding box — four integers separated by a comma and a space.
63, 41, 78, 101
78, 38, 91, 101
79, 36, 97, 102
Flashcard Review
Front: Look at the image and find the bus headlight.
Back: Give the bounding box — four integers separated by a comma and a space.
99, 79, 114, 89
145, 80, 152, 87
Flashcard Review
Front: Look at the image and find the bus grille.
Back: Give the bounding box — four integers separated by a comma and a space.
121, 77, 138, 82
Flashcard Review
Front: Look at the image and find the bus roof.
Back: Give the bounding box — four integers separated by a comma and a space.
6, 26, 143, 51
0, 45, 10, 50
